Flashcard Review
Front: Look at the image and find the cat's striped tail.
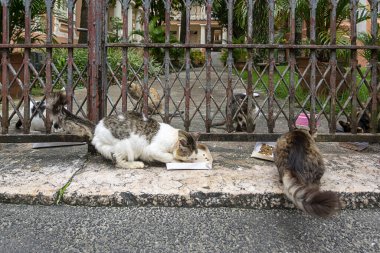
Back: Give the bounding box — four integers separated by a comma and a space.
282, 171, 341, 218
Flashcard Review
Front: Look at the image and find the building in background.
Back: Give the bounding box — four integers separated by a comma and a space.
52, 1, 225, 46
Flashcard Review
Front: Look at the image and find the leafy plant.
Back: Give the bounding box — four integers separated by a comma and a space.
190, 50, 205, 67
108, 17, 123, 43
220, 37, 243, 65
213, 0, 268, 43
52, 48, 160, 89
358, 24, 380, 63
274, 0, 372, 63
132, 16, 184, 67
0, 0, 47, 50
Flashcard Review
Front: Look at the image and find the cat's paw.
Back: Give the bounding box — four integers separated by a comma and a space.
116, 161, 145, 169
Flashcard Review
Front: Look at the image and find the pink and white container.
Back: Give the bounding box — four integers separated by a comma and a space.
296, 113, 320, 129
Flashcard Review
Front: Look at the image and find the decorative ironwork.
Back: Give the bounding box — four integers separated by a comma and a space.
0, 0, 379, 143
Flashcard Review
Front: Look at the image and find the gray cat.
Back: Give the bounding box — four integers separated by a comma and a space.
212, 93, 259, 132
47, 92, 95, 139
274, 129, 341, 218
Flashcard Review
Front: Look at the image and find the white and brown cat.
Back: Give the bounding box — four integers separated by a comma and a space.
91, 111, 200, 169
49, 92, 203, 169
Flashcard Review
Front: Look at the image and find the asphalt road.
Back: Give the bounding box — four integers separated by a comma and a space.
0, 204, 379, 253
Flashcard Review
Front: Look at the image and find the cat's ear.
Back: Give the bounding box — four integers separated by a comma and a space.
178, 130, 189, 144
178, 130, 197, 150
308, 130, 318, 139
190, 132, 201, 141
179, 139, 187, 147
58, 92, 67, 105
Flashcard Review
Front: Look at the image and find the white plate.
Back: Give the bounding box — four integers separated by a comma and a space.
166, 162, 212, 170
251, 142, 276, 162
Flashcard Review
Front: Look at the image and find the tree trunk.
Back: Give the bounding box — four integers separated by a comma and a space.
180, 6, 186, 43
78, 0, 88, 43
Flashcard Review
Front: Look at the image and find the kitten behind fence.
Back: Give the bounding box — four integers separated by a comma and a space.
274, 129, 341, 218
46, 92, 95, 139
211, 92, 259, 132
128, 82, 163, 114
15, 101, 47, 132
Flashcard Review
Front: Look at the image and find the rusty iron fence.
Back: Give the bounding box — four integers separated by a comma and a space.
0, 0, 380, 144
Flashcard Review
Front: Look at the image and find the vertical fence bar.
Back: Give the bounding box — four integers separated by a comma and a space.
349, 0, 358, 133
329, 0, 337, 133
267, 0, 275, 133
87, 0, 107, 122
288, 0, 296, 130
87, 0, 97, 122
246, 0, 254, 132
164, 0, 172, 124
205, 0, 212, 132
142, 0, 150, 119
1, 0, 9, 134
121, 0, 131, 112
369, 0, 378, 133
66, 0, 75, 112
225, 0, 234, 132
309, 0, 317, 134
103, 2, 109, 117
22, 0, 32, 133
44, 0, 54, 133
184, 0, 191, 130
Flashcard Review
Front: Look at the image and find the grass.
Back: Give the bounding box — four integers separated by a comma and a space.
55, 178, 72, 205
239, 65, 371, 115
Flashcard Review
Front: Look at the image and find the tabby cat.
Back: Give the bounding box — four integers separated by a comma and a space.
274, 129, 341, 218
339, 109, 380, 133
128, 82, 163, 114
212, 93, 259, 132
91, 111, 199, 169
339, 93, 380, 133
47, 92, 95, 139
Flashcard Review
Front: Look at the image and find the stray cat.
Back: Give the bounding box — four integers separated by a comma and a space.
91, 111, 199, 169
274, 129, 341, 218
339, 109, 380, 133
212, 93, 259, 132
339, 93, 380, 133
128, 82, 183, 116
15, 100, 46, 132
46, 92, 95, 139
128, 82, 163, 114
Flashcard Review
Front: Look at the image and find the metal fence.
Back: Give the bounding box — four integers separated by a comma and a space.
0, 0, 379, 144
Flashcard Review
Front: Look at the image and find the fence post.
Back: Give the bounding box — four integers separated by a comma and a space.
87, 0, 107, 123
1, 0, 10, 134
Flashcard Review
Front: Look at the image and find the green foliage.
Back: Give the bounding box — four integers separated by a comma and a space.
241, 66, 370, 114
358, 25, 380, 63
108, 17, 123, 43
132, 16, 184, 67
220, 36, 268, 66
220, 36, 246, 65
52, 48, 160, 89
190, 50, 205, 67
0, 0, 47, 49
272, 0, 372, 64
213, 0, 268, 43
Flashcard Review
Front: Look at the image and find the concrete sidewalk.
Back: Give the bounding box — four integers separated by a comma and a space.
0, 141, 379, 209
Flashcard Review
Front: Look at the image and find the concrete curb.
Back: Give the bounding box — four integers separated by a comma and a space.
0, 142, 379, 209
